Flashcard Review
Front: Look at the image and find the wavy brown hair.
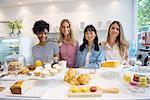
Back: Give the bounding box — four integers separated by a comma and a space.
106, 21, 129, 60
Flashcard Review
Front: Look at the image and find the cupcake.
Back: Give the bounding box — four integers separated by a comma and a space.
52, 64, 60, 68
41, 69, 51, 78
44, 63, 52, 69
50, 68, 58, 76
34, 69, 41, 76
54, 66, 63, 72
35, 66, 43, 70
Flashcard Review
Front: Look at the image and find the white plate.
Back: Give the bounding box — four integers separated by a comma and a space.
6, 87, 46, 98
31, 68, 66, 80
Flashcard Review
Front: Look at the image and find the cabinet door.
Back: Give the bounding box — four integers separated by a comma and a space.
0, 38, 19, 61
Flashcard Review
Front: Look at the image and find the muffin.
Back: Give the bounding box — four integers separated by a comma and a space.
34, 69, 41, 76
35, 66, 43, 70
44, 63, 52, 69
41, 69, 51, 78
52, 64, 60, 68
54, 66, 63, 72
50, 68, 58, 76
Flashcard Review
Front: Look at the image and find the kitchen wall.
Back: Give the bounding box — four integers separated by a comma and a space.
0, 0, 136, 45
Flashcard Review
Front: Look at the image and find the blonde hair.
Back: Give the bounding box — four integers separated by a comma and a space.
106, 21, 129, 61
57, 19, 77, 46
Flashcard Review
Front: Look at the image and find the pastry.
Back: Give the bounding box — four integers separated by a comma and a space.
41, 69, 51, 78
35, 66, 43, 70
52, 64, 60, 68
90, 86, 97, 92
67, 69, 77, 79
8, 61, 22, 71
70, 86, 79, 93
64, 69, 91, 86
35, 60, 43, 67
50, 68, 58, 76
34, 69, 41, 76
44, 64, 52, 71
27, 65, 35, 70
139, 76, 148, 87
69, 77, 80, 85
80, 87, 89, 92
133, 74, 139, 82
78, 74, 91, 85
10, 81, 28, 94
64, 69, 77, 82
101, 61, 120, 68
19, 67, 29, 74
123, 73, 131, 82
44, 63, 51, 68
130, 81, 138, 86
54, 66, 63, 72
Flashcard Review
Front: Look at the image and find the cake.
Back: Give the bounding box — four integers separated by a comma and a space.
133, 74, 139, 82
123, 73, 131, 82
44, 65, 52, 71
101, 61, 120, 68
90, 86, 97, 92
41, 69, 51, 78
54, 66, 63, 72
10, 81, 28, 94
35, 66, 43, 70
52, 64, 60, 68
50, 68, 58, 76
34, 69, 41, 76
44, 63, 52, 69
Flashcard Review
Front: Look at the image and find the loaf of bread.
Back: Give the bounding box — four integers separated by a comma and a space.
10, 81, 28, 94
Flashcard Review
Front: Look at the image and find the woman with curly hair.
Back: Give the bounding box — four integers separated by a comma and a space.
32, 20, 59, 62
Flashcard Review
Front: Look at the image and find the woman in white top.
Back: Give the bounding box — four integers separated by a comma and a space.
100, 21, 129, 64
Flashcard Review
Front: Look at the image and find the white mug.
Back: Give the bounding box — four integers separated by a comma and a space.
59, 60, 67, 68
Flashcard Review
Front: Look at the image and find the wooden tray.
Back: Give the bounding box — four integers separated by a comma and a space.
68, 86, 119, 97
68, 86, 103, 97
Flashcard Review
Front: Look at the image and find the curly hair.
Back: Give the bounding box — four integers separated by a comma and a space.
32, 20, 49, 35
80, 25, 99, 52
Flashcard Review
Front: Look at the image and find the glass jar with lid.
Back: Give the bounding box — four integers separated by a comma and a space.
5, 54, 26, 72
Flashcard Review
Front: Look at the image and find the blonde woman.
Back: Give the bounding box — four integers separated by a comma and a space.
100, 21, 129, 64
58, 19, 78, 68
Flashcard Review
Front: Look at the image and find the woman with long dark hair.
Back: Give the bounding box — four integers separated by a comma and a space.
76, 25, 105, 68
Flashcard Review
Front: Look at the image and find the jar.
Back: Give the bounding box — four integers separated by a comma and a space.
0, 60, 7, 76
5, 54, 26, 72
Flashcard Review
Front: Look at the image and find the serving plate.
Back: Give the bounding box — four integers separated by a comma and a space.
30, 68, 66, 80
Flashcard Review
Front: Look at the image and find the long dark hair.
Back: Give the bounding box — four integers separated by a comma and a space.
80, 25, 99, 52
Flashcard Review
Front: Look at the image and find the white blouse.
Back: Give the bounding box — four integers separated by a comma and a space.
101, 41, 125, 64
85, 52, 91, 65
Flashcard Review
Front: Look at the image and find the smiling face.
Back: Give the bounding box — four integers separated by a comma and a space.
85, 30, 96, 43
109, 23, 120, 39
61, 21, 71, 37
37, 32, 48, 43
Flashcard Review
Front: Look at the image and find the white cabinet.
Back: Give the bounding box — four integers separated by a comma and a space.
48, 32, 59, 42
0, 37, 33, 65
